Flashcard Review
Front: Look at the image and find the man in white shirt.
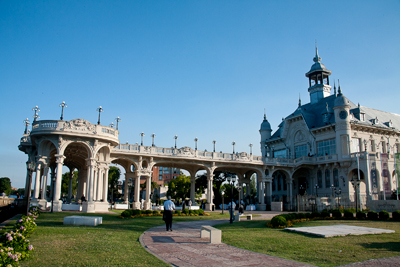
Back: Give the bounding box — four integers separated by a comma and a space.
227, 201, 236, 220
163, 196, 175, 231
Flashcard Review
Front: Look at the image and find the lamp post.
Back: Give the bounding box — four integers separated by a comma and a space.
96, 106, 103, 125
249, 143, 253, 155
315, 184, 319, 197
151, 133, 156, 147
32, 106, 40, 121
194, 137, 198, 151
232, 142, 236, 154
225, 172, 237, 224
351, 177, 361, 212
59, 101, 67, 120
23, 118, 30, 134
330, 184, 335, 197
335, 187, 342, 209
140, 132, 145, 146
213, 140, 216, 152
26, 161, 35, 215
174, 135, 178, 149
115, 116, 121, 130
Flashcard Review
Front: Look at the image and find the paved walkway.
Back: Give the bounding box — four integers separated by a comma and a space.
140, 211, 400, 267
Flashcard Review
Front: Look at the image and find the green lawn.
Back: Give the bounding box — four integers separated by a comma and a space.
2, 211, 229, 267
217, 219, 400, 267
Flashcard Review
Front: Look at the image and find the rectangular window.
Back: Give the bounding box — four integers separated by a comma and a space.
333, 169, 339, 187
317, 170, 323, 188
159, 175, 163, 181
295, 144, 308, 158
381, 141, 386, 153
164, 170, 170, 174
274, 149, 286, 158
370, 140, 375, 152
317, 139, 336, 156
351, 138, 361, 153
341, 135, 349, 156
325, 169, 331, 188
159, 170, 163, 174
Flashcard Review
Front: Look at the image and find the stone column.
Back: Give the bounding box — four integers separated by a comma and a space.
266, 179, 272, 209
97, 168, 103, 201
287, 178, 293, 210
33, 164, 41, 200
24, 162, 33, 199
133, 171, 141, 209
205, 173, 214, 211
257, 177, 266, 211
49, 166, 56, 201
53, 155, 65, 212
189, 170, 196, 204
93, 168, 98, 201
102, 167, 109, 203
82, 158, 96, 213
40, 165, 49, 200
123, 173, 130, 203
144, 175, 152, 210
67, 170, 73, 203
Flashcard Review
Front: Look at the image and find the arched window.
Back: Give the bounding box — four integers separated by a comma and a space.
325, 169, 331, 188
333, 169, 339, 187
317, 170, 323, 188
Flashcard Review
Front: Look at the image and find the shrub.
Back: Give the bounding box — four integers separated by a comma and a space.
145, 210, 153, 215
182, 208, 189, 215
379, 210, 390, 221
344, 208, 356, 213
343, 211, 354, 219
367, 211, 378, 220
175, 210, 182, 215
121, 210, 132, 218
305, 213, 313, 219
298, 213, 307, 219
331, 210, 342, 219
320, 210, 330, 218
152, 210, 159, 215
356, 211, 366, 219
189, 209, 194, 215
311, 211, 321, 218
1, 231, 33, 260
131, 209, 142, 216
14, 215, 37, 237
392, 211, 400, 221
198, 209, 205, 215
271, 216, 288, 228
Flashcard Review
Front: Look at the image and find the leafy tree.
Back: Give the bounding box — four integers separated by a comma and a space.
108, 166, 121, 201
0, 177, 12, 195
61, 171, 78, 197
167, 175, 191, 200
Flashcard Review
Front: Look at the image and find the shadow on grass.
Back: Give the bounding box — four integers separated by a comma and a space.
360, 242, 400, 252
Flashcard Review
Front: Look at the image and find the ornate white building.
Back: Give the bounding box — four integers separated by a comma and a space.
260, 47, 400, 210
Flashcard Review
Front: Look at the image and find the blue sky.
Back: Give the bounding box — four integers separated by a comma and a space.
1, 1, 399, 188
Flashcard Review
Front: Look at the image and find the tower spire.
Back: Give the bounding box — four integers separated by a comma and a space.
338, 79, 342, 95
313, 42, 321, 63
334, 81, 337, 95
298, 94, 301, 107
264, 108, 266, 120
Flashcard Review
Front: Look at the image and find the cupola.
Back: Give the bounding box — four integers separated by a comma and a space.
305, 46, 332, 104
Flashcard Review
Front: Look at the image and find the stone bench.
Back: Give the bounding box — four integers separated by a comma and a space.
63, 216, 103, 226
235, 214, 252, 221
200, 225, 221, 244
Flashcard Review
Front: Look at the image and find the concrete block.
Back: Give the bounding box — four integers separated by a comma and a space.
200, 225, 221, 244
63, 216, 103, 226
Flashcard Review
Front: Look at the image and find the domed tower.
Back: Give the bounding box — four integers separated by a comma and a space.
333, 83, 352, 158
305, 46, 332, 104
260, 112, 272, 157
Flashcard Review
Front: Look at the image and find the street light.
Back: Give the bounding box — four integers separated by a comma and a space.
335, 187, 342, 209
330, 184, 335, 197
221, 189, 225, 214
194, 137, 198, 151
174, 135, 178, 149
96, 106, 103, 125
23, 118, 30, 134
115, 117, 121, 130
151, 133, 156, 147
350, 177, 361, 212
32, 106, 40, 121
25, 161, 35, 215
315, 184, 319, 197
59, 101, 67, 120
225, 172, 237, 224
232, 142, 236, 154
213, 140, 216, 152
249, 143, 253, 155
140, 132, 145, 146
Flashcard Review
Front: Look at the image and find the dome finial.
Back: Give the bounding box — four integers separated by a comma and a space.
313, 42, 321, 63
337, 79, 342, 95
264, 108, 267, 120
333, 81, 337, 95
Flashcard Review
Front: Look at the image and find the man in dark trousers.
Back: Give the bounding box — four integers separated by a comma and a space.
163, 196, 175, 231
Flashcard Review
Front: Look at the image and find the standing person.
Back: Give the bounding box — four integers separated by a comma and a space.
227, 201, 236, 220
163, 196, 175, 231
188, 199, 192, 210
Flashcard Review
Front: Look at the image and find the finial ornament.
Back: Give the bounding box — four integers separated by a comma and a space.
264, 108, 267, 120
32, 105, 40, 121
115, 116, 121, 130
313, 43, 321, 63
334, 81, 337, 95
337, 79, 342, 95
298, 94, 302, 107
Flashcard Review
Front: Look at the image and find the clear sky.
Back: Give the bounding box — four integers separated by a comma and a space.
1, 1, 399, 188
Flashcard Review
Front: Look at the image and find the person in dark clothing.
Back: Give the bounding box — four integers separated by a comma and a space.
163, 196, 175, 231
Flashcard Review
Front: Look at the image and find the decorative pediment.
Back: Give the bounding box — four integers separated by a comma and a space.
61, 119, 96, 133
177, 147, 195, 156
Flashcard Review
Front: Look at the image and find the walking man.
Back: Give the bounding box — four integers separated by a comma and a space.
163, 196, 175, 231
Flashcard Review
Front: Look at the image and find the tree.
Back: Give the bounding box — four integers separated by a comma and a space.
0, 177, 12, 195
167, 175, 191, 200
108, 166, 121, 201
61, 171, 78, 197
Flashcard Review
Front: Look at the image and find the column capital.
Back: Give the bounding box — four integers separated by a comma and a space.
55, 154, 66, 164
86, 158, 97, 167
